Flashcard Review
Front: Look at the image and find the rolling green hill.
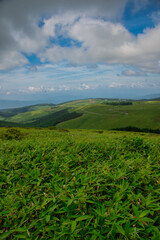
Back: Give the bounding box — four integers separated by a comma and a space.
0, 99, 102, 127
0, 104, 55, 122
57, 100, 160, 130
0, 99, 160, 131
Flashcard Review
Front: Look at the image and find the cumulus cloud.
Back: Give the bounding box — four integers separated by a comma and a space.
42, 13, 78, 38
0, 0, 128, 70
0, 0, 127, 47
123, 25, 160, 72
39, 18, 134, 64
81, 83, 90, 90
27, 86, 55, 93
0, 0, 160, 74
40, 16, 160, 73
68, 18, 134, 63
0, 51, 28, 70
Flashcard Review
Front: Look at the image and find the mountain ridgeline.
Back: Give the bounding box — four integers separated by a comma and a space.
0, 98, 160, 133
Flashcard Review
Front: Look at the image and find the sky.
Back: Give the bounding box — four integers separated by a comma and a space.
0, 0, 160, 103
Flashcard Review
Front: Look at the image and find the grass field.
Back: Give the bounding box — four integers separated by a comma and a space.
0, 127, 160, 239
57, 100, 160, 130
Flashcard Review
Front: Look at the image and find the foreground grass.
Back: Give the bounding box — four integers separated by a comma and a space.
0, 128, 160, 239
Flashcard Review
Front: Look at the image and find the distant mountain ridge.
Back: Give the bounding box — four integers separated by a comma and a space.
141, 94, 160, 100
1, 94, 160, 109
0, 100, 55, 110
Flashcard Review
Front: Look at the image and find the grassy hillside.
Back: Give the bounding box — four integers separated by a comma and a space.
27, 109, 82, 127
0, 104, 55, 123
0, 99, 102, 126
0, 99, 160, 131
57, 100, 160, 130
0, 127, 160, 239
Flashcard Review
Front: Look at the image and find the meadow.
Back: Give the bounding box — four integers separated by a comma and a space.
57, 100, 160, 130
0, 127, 160, 239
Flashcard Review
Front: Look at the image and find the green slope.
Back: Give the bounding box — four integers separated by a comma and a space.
28, 109, 82, 127
57, 101, 160, 130
0, 104, 55, 122
0, 99, 102, 126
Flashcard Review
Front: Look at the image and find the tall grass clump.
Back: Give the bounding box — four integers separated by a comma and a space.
0, 128, 160, 239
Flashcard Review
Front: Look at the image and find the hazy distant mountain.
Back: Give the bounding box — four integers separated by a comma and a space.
0, 99, 54, 110
1, 92, 160, 110
141, 94, 160, 100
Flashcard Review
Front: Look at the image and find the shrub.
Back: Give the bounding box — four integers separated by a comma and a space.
48, 126, 57, 130
58, 128, 69, 132
1, 128, 24, 140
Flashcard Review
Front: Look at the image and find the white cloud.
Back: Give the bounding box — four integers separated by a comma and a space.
42, 13, 77, 38
0, 51, 28, 70
58, 82, 90, 91
0, 61, 160, 101
109, 82, 126, 88
49, 88, 55, 92
40, 16, 160, 73
39, 18, 134, 64
39, 45, 83, 64
13, 30, 47, 54
0, 0, 128, 69
81, 83, 90, 90
122, 69, 147, 76
27, 86, 55, 93
0, 0, 159, 74
58, 85, 71, 91
109, 81, 144, 88
6, 91, 15, 95
28, 86, 42, 92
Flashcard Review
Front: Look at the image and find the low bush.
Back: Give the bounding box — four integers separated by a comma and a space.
1, 128, 24, 140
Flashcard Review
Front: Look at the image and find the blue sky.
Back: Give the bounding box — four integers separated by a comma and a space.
0, 0, 160, 103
